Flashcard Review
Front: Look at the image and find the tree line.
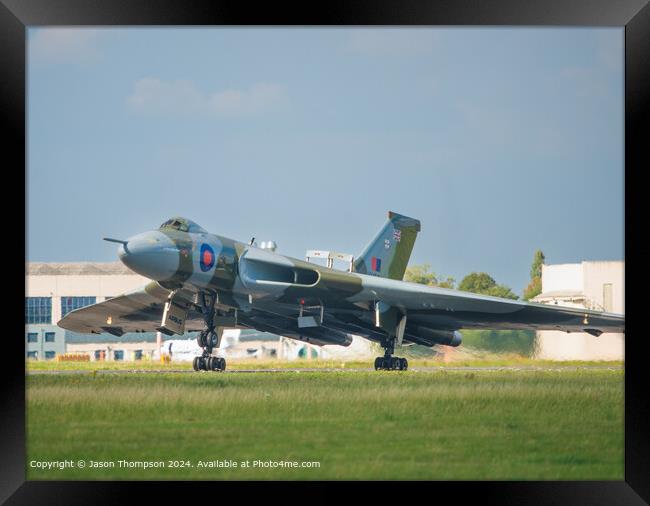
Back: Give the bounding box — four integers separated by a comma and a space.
403, 250, 545, 356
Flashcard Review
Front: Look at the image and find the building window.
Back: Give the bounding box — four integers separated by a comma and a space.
61, 296, 96, 318
114, 350, 124, 361
27, 332, 38, 343
94, 350, 105, 361
134, 350, 143, 360
25, 297, 52, 324
44, 351, 56, 360
45, 332, 55, 343
27, 351, 38, 359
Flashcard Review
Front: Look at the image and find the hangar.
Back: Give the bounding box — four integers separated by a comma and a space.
25, 262, 157, 360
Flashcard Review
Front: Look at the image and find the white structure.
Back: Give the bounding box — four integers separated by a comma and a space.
533, 261, 624, 360
154, 331, 240, 362
25, 262, 158, 360
321, 335, 375, 360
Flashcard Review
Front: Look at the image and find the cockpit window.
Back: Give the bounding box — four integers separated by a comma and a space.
187, 222, 207, 233
159, 217, 206, 234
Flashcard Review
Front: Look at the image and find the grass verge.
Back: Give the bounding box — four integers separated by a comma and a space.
26, 369, 623, 480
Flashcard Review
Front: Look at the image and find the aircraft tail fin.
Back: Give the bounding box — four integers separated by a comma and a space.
354, 211, 421, 280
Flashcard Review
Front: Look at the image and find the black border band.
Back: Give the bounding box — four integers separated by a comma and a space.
4, 0, 648, 503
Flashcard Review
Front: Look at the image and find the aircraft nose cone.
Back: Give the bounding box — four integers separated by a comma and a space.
118, 231, 179, 281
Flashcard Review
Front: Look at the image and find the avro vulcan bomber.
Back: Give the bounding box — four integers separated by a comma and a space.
59, 213, 625, 371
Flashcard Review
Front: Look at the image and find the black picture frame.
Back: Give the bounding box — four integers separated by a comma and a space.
4, 0, 648, 503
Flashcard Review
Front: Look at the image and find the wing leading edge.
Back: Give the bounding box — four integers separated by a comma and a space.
352, 274, 624, 336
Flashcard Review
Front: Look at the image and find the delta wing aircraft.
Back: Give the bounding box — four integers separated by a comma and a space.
58, 213, 625, 371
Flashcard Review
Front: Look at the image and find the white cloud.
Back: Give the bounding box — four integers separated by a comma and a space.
126, 78, 206, 115
209, 83, 287, 116
29, 28, 102, 64
127, 79, 287, 117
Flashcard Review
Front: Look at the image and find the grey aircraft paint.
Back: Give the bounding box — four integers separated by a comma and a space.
58, 213, 625, 369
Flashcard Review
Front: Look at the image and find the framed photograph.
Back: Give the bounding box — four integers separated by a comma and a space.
4, 0, 648, 503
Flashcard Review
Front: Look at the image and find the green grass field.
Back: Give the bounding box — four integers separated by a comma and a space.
26, 355, 624, 371
26, 368, 623, 480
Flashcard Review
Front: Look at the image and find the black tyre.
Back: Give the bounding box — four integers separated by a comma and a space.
192, 357, 200, 371
374, 357, 382, 370
198, 357, 206, 370
218, 357, 226, 371
401, 358, 408, 371
206, 357, 213, 370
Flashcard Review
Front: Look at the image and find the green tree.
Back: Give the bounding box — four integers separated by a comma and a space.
458, 272, 536, 356
404, 264, 455, 289
458, 272, 518, 300
523, 250, 545, 301
462, 329, 538, 356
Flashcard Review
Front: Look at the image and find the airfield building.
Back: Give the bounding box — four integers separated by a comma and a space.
25, 262, 158, 360
533, 260, 624, 360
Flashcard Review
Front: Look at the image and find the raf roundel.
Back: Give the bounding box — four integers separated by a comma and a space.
199, 244, 216, 272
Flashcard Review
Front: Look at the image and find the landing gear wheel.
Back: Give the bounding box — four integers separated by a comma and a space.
218, 357, 226, 371
206, 357, 214, 371
197, 331, 208, 348
192, 357, 200, 371
373, 355, 407, 370
209, 332, 219, 348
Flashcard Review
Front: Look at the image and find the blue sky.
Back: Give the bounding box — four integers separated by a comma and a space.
27, 27, 624, 295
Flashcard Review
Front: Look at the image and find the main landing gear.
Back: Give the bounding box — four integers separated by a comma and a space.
374, 337, 408, 371
192, 292, 226, 372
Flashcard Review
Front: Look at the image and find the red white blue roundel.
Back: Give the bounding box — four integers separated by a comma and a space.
199, 244, 216, 272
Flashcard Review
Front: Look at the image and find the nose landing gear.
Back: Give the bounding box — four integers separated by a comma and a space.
193, 354, 226, 372
192, 292, 226, 372
374, 338, 408, 371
